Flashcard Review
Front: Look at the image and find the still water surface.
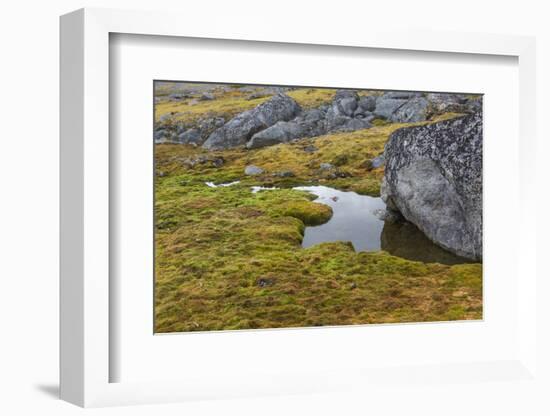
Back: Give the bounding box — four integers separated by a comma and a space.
294, 186, 385, 251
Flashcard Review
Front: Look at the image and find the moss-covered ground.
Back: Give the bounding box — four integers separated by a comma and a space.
154, 87, 482, 332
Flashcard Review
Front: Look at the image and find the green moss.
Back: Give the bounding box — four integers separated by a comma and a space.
275, 200, 333, 225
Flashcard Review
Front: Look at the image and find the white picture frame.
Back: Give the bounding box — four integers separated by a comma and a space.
60, 7, 540, 408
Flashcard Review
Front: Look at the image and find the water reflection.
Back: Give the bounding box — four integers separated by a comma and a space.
381, 221, 473, 265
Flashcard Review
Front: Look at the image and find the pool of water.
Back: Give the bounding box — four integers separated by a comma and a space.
294, 186, 386, 252
294, 185, 472, 265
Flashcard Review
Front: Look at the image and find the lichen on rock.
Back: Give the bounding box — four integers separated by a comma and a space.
381, 111, 482, 260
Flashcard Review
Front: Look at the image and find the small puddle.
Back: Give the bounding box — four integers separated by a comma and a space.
294, 186, 385, 252
294, 185, 472, 265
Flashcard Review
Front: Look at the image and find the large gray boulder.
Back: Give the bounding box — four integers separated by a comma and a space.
177, 128, 202, 145
389, 97, 430, 123
246, 120, 306, 149
381, 112, 482, 260
374, 97, 408, 119
358, 95, 377, 112
202, 94, 301, 150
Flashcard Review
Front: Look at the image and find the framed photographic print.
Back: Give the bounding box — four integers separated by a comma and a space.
152, 81, 483, 334
60, 7, 542, 410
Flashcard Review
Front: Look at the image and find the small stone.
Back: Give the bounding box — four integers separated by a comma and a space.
350, 282, 357, 290
319, 163, 334, 170
245, 165, 264, 175
257, 277, 275, 287
371, 154, 385, 169
200, 92, 215, 101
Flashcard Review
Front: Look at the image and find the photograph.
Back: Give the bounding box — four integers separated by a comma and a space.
154, 81, 483, 333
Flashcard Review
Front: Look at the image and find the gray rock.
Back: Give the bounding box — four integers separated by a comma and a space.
200, 92, 215, 101
325, 102, 351, 130
337, 118, 372, 132
177, 128, 201, 144
381, 112, 482, 260
303, 108, 325, 122
154, 129, 166, 142
466, 98, 483, 113
244, 165, 264, 175
339, 97, 358, 116
246, 120, 305, 149
374, 97, 407, 119
195, 116, 226, 141
371, 154, 385, 169
319, 163, 334, 170
390, 97, 430, 123
203, 94, 301, 150
334, 90, 359, 100
358, 96, 377, 112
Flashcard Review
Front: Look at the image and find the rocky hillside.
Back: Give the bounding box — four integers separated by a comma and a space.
155, 86, 482, 150
381, 112, 483, 260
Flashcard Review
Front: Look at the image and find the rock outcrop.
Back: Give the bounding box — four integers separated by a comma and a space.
154, 115, 226, 145
381, 112, 482, 260
202, 94, 301, 150
247, 91, 374, 149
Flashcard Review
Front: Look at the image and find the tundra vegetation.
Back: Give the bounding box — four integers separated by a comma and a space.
154, 82, 483, 332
